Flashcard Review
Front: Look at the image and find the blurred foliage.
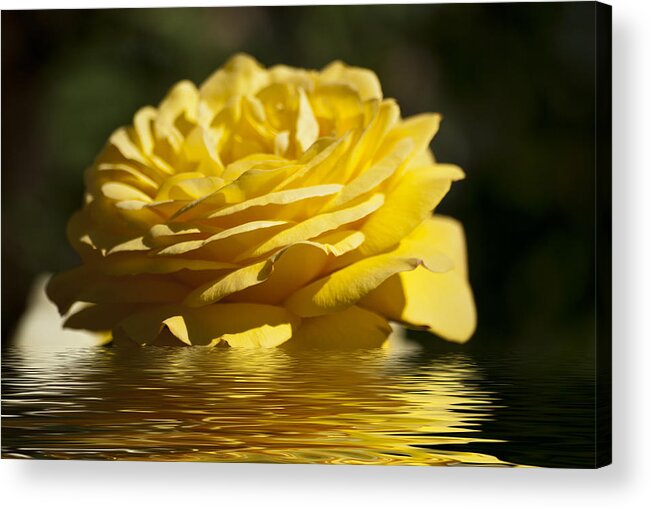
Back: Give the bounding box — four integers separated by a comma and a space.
2, 4, 598, 354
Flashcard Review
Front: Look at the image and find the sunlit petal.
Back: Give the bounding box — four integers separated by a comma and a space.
361, 216, 476, 343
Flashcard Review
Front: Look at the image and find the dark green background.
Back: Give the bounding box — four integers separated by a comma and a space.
2, 3, 599, 356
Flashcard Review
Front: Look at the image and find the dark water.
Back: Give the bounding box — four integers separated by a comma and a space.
1, 345, 597, 467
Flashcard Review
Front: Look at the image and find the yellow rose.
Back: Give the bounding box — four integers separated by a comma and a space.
46, 54, 476, 348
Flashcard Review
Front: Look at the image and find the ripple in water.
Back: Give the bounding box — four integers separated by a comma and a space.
1, 345, 594, 466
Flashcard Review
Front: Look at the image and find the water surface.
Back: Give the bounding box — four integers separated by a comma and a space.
2, 345, 596, 466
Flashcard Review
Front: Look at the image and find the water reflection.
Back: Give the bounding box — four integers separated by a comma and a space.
2, 345, 513, 465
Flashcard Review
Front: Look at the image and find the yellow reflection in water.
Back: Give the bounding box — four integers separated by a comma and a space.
3, 345, 513, 466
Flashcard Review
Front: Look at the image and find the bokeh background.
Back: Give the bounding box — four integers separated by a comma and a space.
2, 3, 600, 356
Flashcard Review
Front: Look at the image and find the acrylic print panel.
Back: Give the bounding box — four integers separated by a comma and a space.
1, 2, 611, 467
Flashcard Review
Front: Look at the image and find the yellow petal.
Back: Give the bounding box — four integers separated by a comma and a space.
98, 253, 236, 277
101, 182, 153, 202
268, 64, 315, 91
221, 153, 288, 183
133, 106, 157, 155
66, 210, 101, 263
156, 219, 288, 258
46, 267, 189, 314
92, 163, 159, 194
115, 303, 299, 347
199, 54, 268, 112
309, 84, 369, 137
182, 126, 224, 176
356, 166, 460, 257
85, 275, 190, 306
320, 61, 383, 101
385, 113, 441, 163
78, 199, 148, 251
155, 172, 206, 201
184, 259, 273, 307
156, 80, 199, 126
323, 137, 412, 210
240, 192, 384, 260
207, 184, 342, 220
295, 88, 320, 153
228, 230, 363, 305
152, 81, 199, 153
284, 219, 454, 317
314, 229, 366, 256
234, 96, 276, 150
227, 244, 328, 305
64, 303, 139, 332
185, 228, 365, 307
171, 162, 302, 222
425, 214, 469, 279
115, 199, 184, 220
361, 216, 476, 343
170, 178, 225, 202
274, 130, 290, 156
147, 223, 204, 242
108, 127, 150, 167
46, 266, 95, 314
107, 236, 150, 254
277, 134, 351, 189
400, 267, 476, 343
344, 100, 400, 181
284, 305, 391, 349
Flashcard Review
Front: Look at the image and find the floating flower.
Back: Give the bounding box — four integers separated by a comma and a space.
47, 54, 476, 348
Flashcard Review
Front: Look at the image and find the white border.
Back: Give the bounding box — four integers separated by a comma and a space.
2, 0, 650, 506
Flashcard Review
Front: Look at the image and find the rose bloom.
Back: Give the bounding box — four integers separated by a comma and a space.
47, 54, 476, 348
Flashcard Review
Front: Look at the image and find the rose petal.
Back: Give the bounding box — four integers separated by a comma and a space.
199, 54, 268, 112
207, 183, 342, 220
228, 230, 365, 305
355, 165, 463, 257
184, 230, 364, 307
115, 303, 300, 347
295, 88, 320, 153
323, 137, 413, 210
240, 192, 384, 260
360, 216, 476, 343
284, 305, 391, 349
320, 61, 383, 101
156, 219, 289, 258
284, 219, 454, 317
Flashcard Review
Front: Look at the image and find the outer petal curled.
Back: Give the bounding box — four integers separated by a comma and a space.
114, 303, 300, 348
360, 216, 476, 343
